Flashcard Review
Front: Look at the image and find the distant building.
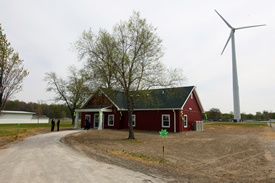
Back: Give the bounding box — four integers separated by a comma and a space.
0, 110, 49, 124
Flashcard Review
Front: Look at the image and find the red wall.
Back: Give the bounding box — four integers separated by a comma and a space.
178, 91, 202, 132
119, 110, 176, 132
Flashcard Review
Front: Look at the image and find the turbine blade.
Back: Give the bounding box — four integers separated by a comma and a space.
214, 10, 233, 29
235, 24, 266, 30
221, 31, 232, 55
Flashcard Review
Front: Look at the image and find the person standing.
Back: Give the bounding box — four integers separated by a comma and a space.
84, 117, 88, 130
51, 118, 55, 132
57, 118, 60, 131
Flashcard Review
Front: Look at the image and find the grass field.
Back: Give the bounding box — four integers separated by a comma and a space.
0, 122, 78, 138
204, 121, 269, 127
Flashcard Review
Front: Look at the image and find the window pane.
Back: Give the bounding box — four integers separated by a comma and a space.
108, 115, 114, 125
132, 115, 135, 126
163, 115, 169, 127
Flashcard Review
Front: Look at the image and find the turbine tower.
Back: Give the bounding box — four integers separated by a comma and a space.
215, 10, 265, 122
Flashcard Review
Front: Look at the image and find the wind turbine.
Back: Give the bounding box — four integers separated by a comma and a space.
215, 10, 265, 122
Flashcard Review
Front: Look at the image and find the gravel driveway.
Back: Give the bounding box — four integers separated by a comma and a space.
0, 130, 166, 183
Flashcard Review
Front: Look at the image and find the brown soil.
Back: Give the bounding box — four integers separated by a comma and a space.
63, 125, 275, 183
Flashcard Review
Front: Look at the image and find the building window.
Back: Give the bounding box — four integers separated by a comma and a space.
132, 115, 136, 127
184, 115, 188, 128
191, 93, 193, 99
162, 114, 170, 128
108, 115, 114, 126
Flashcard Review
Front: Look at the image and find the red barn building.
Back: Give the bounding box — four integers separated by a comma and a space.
74, 86, 204, 132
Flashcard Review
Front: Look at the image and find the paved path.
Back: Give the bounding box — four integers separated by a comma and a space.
0, 130, 166, 183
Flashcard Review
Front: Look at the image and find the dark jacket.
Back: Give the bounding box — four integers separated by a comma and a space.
51, 119, 55, 126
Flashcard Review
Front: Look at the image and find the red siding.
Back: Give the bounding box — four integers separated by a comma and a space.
122, 110, 176, 132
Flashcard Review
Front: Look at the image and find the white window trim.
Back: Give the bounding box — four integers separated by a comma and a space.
191, 93, 193, 99
184, 115, 188, 128
162, 114, 170, 128
132, 114, 136, 127
108, 114, 114, 126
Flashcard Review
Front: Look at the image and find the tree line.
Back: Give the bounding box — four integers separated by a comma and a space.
3, 100, 71, 119
203, 108, 275, 121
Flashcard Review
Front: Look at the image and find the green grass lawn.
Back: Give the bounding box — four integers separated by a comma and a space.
0, 122, 79, 138
204, 121, 269, 127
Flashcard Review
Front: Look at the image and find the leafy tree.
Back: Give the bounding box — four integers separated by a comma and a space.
207, 108, 222, 121
222, 113, 233, 121
255, 112, 262, 121
247, 113, 254, 120
0, 24, 29, 113
44, 65, 92, 124
262, 110, 270, 120
241, 112, 247, 120
73, 11, 185, 139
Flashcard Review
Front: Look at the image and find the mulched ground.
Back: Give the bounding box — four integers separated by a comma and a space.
63, 125, 275, 183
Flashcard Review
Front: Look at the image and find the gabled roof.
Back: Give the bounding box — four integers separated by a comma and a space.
92, 86, 204, 112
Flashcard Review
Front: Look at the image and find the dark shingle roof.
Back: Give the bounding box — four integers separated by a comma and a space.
82, 105, 110, 110
100, 86, 194, 110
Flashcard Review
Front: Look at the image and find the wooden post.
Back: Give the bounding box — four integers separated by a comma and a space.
162, 137, 164, 168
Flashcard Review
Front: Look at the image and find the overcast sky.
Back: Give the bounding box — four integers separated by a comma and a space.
1, 0, 274, 114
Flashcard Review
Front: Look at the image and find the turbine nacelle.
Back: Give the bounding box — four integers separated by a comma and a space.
215, 10, 266, 55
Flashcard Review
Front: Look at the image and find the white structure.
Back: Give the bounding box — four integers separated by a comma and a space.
74, 107, 112, 129
215, 10, 265, 121
0, 110, 49, 124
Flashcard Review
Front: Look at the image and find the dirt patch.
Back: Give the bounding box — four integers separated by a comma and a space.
261, 138, 275, 141
63, 126, 275, 182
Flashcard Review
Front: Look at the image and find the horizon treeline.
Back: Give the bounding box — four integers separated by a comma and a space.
203, 108, 275, 121
3, 100, 71, 119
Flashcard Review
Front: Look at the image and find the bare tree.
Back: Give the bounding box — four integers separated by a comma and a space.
0, 24, 29, 114
73, 11, 186, 139
44, 65, 93, 124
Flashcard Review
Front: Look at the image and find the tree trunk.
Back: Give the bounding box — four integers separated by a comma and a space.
128, 108, 135, 139
72, 115, 75, 125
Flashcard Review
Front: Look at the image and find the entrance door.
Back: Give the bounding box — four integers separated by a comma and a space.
94, 114, 99, 128
85, 114, 91, 128
94, 114, 104, 129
